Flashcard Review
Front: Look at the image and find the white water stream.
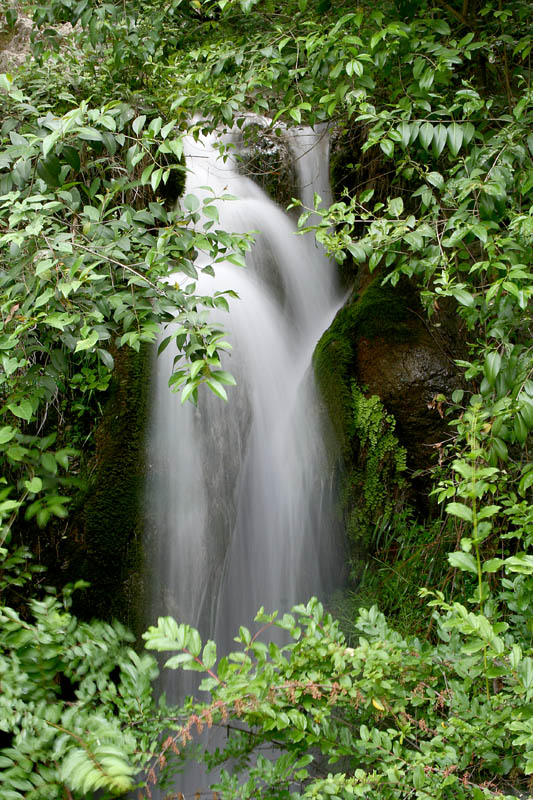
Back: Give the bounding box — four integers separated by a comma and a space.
145, 123, 346, 794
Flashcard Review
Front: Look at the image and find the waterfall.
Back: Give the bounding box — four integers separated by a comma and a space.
144, 122, 346, 789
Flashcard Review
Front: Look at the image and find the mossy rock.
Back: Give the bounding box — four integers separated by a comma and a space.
314, 268, 461, 560
68, 345, 151, 628
314, 270, 417, 453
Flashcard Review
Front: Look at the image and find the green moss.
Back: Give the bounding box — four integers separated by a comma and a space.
313, 320, 353, 453
314, 273, 413, 569
72, 345, 151, 628
345, 384, 407, 546
348, 275, 417, 342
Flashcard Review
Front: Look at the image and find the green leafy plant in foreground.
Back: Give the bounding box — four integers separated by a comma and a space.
142, 596, 533, 800
0, 535, 160, 799
1, 559, 533, 799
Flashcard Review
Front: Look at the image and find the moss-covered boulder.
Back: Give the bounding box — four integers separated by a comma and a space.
315, 269, 461, 550
315, 270, 460, 471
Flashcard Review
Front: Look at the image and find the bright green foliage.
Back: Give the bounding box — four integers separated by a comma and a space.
0, 73, 250, 532
0, 538, 160, 798
143, 597, 533, 799
290, 0, 533, 634
346, 384, 407, 538
346, 512, 457, 635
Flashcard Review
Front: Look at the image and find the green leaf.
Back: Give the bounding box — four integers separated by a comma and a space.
202, 640, 217, 669
491, 436, 508, 462
452, 288, 475, 307
0, 426, 17, 444
419, 122, 434, 150
74, 330, 99, 352
61, 145, 81, 172
77, 127, 103, 142
446, 502, 473, 522
519, 469, 533, 495
41, 452, 57, 474
520, 398, 533, 428
151, 167, 163, 193
380, 139, 394, 157
432, 125, 448, 158
397, 122, 411, 148
448, 551, 477, 574
368, 250, 382, 272
419, 68, 434, 91
203, 204, 219, 222
388, 197, 403, 217
477, 504, 500, 520
97, 349, 114, 370
413, 764, 425, 789
180, 382, 196, 404
462, 122, 475, 144
34, 288, 55, 309
471, 223, 488, 244
348, 60, 363, 77
426, 171, 444, 190
482, 558, 504, 573
483, 351, 501, 386
447, 123, 464, 156
505, 554, 533, 575
206, 378, 228, 401
36, 259, 54, 277
161, 120, 176, 139
433, 19, 450, 35
42, 131, 59, 159
24, 476, 43, 493
7, 401, 33, 422
346, 242, 366, 261
227, 253, 247, 267
184, 194, 200, 212
164, 652, 194, 668
141, 164, 154, 184
212, 370, 236, 386
519, 657, 533, 689
289, 107, 302, 123
132, 115, 146, 135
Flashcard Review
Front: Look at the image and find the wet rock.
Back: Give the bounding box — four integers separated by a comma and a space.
315, 269, 463, 480
235, 122, 297, 208
355, 326, 459, 471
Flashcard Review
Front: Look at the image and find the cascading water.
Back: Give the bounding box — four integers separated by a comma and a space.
144, 122, 346, 793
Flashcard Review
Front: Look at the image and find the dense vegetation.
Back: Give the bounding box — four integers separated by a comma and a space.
0, 0, 532, 797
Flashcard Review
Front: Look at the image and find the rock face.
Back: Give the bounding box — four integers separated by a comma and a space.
315, 269, 463, 499
0, 13, 74, 73
355, 326, 459, 472
0, 14, 32, 72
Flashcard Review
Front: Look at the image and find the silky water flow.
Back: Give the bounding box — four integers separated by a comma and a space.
144, 123, 346, 796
